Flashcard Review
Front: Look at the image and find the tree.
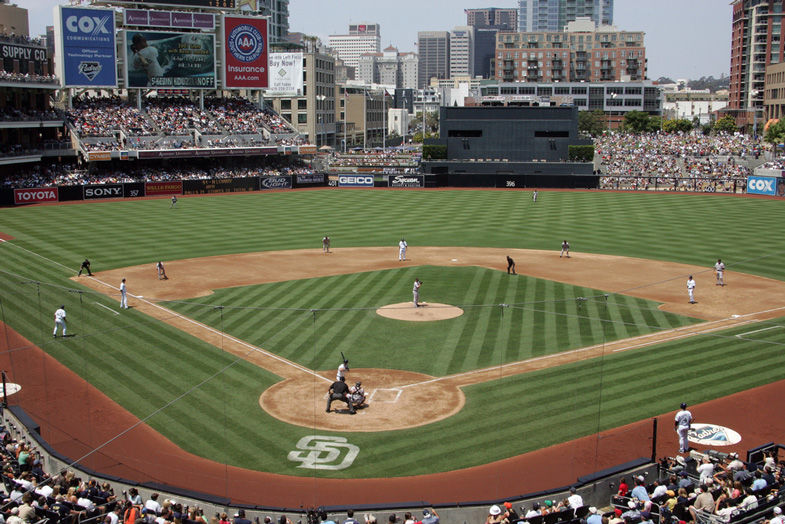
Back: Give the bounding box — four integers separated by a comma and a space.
662, 119, 693, 133
578, 110, 606, 137
623, 111, 654, 133
764, 119, 785, 146
713, 115, 737, 134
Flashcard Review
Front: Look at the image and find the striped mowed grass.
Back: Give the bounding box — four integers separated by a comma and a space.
0, 189, 784, 477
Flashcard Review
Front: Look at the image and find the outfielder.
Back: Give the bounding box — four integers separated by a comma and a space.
715, 259, 725, 286
687, 275, 696, 304
170, 195, 178, 208
53, 305, 66, 338
398, 238, 408, 261
120, 278, 128, 309
413, 278, 422, 307
560, 240, 570, 258
674, 402, 693, 453
532, 190, 538, 203
322, 235, 330, 254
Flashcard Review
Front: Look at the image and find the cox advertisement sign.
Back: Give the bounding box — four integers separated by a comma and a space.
747, 176, 777, 196
338, 175, 374, 188
14, 188, 58, 205
55, 6, 117, 87
223, 15, 268, 89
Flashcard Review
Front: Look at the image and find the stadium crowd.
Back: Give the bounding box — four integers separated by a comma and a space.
1, 157, 317, 188
596, 132, 756, 192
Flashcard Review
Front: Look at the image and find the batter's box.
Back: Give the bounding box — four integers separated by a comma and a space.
369, 388, 402, 403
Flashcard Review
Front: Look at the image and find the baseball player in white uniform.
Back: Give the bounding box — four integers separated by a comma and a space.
322, 236, 330, 254
53, 305, 66, 337
532, 190, 538, 203
413, 278, 422, 307
398, 238, 408, 261
687, 275, 696, 303
336, 359, 349, 381
120, 278, 128, 309
714, 259, 725, 286
674, 402, 693, 453
560, 240, 570, 258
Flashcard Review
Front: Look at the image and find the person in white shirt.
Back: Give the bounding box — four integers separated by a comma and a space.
567, 487, 583, 508
413, 278, 422, 308
144, 493, 162, 517
53, 305, 66, 337
120, 278, 128, 309
398, 238, 408, 261
675, 402, 693, 453
714, 259, 726, 286
131, 34, 164, 86
687, 275, 697, 304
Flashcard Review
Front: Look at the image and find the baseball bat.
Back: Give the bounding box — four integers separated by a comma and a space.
341, 351, 347, 362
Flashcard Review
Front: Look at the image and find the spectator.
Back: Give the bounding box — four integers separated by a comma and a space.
586, 507, 602, 524
567, 487, 584, 508
689, 484, 716, 521
631, 476, 650, 501
344, 510, 361, 524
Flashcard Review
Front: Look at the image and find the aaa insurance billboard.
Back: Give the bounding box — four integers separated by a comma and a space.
124, 30, 216, 89
54, 6, 117, 87
223, 15, 268, 89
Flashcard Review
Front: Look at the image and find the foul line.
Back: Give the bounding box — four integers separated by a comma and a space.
94, 302, 119, 316
736, 325, 785, 338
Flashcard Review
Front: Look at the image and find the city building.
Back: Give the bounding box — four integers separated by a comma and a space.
334, 85, 387, 150
474, 28, 500, 79
328, 23, 381, 69
0, 0, 28, 36
764, 62, 785, 121
662, 87, 728, 125
518, 0, 614, 32
356, 46, 418, 89
418, 31, 450, 89
496, 18, 646, 83
255, 0, 289, 44
465, 8, 518, 30
450, 27, 475, 79
729, 0, 783, 126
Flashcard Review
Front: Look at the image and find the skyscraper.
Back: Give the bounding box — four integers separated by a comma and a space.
465, 8, 518, 30
450, 26, 474, 79
729, 0, 784, 114
417, 31, 450, 89
518, 0, 613, 32
254, 0, 289, 44
328, 23, 381, 69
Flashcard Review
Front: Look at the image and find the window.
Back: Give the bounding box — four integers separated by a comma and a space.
448, 130, 482, 137
298, 113, 307, 123
298, 99, 307, 110
281, 100, 291, 110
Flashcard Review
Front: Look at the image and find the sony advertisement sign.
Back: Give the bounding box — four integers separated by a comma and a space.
83, 184, 124, 200
55, 6, 117, 87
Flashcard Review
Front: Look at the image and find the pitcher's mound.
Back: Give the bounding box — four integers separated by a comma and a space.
376, 302, 464, 321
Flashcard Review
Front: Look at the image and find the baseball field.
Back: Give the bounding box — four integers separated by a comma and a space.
1, 188, 785, 506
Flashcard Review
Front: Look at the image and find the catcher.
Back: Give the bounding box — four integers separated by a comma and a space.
349, 381, 366, 409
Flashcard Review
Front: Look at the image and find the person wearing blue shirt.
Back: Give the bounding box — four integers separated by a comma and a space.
631, 476, 651, 501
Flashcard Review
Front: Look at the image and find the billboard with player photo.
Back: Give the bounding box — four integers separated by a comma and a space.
222, 15, 268, 89
54, 6, 117, 87
124, 30, 216, 89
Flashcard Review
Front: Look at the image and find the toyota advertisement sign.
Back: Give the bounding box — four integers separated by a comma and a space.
14, 188, 58, 205
223, 15, 268, 89
55, 6, 117, 88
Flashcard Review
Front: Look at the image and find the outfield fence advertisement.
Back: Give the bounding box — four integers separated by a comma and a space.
13, 188, 58, 205
338, 175, 374, 188
145, 181, 183, 195
55, 6, 117, 88
746, 176, 777, 196
124, 30, 216, 89
83, 184, 125, 200
260, 176, 292, 190
223, 15, 268, 89
266, 52, 302, 95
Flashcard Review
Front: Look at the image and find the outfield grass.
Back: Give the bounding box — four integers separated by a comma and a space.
1, 189, 785, 478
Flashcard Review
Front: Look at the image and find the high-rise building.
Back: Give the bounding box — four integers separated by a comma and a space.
356, 46, 418, 90
518, 0, 613, 32
418, 31, 450, 89
465, 8, 518, 30
474, 28, 500, 79
255, 0, 290, 44
496, 19, 645, 83
328, 23, 381, 69
450, 26, 474, 79
729, 0, 783, 115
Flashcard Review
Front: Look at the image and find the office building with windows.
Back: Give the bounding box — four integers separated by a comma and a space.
518, 0, 613, 32
328, 23, 381, 69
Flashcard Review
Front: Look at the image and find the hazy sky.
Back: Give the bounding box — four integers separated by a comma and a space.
19, 0, 730, 80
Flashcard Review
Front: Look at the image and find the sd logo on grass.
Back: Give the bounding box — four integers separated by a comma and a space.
288, 435, 359, 470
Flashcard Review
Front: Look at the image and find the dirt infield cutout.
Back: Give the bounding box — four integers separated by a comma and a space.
74, 246, 785, 433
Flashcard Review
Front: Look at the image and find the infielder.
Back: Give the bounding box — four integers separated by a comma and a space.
156, 261, 168, 280
78, 258, 92, 277
53, 305, 66, 338
715, 258, 725, 286
120, 278, 128, 309
413, 278, 422, 307
674, 402, 693, 453
398, 238, 408, 261
560, 240, 570, 258
506, 256, 516, 275
322, 235, 330, 254
336, 358, 349, 381
687, 275, 696, 304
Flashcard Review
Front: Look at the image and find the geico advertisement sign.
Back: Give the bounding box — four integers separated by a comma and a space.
747, 176, 776, 195
338, 175, 374, 187
83, 185, 123, 199
14, 188, 58, 205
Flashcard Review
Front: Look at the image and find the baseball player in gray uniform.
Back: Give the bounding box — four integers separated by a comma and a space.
674, 402, 693, 453
53, 305, 66, 337
413, 278, 422, 307
560, 240, 570, 258
687, 275, 696, 303
399, 238, 408, 261
714, 259, 725, 286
